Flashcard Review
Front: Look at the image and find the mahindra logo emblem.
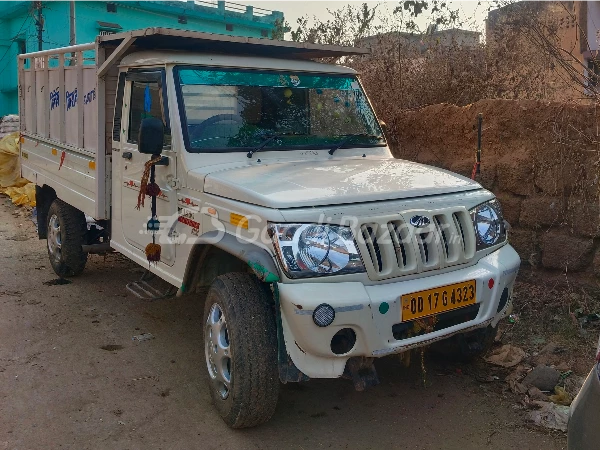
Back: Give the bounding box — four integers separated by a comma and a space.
410, 215, 431, 228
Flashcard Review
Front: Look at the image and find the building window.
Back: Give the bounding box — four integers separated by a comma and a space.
107, 3, 117, 13
16, 39, 26, 55
261, 29, 269, 37
178, 15, 187, 24
96, 21, 122, 35
226, 24, 233, 32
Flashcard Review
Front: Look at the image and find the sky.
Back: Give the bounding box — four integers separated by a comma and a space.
234, 1, 491, 34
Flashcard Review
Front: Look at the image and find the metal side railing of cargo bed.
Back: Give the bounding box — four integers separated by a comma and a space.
18, 43, 114, 220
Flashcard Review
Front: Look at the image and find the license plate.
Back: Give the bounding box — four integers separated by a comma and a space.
401, 280, 476, 322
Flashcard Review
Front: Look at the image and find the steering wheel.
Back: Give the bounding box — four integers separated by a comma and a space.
189, 114, 244, 142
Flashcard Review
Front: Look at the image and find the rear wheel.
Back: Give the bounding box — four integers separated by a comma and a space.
46, 199, 88, 277
203, 273, 279, 428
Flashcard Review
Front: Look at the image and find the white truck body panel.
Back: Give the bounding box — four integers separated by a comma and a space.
202, 158, 481, 209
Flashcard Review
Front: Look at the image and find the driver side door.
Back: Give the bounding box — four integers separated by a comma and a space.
120, 70, 177, 266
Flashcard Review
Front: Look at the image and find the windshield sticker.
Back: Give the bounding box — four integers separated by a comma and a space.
351, 81, 359, 90
180, 69, 357, 91
283, 88, 293, 104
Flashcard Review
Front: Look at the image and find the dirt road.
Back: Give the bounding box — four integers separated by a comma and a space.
0, 200, 565, 450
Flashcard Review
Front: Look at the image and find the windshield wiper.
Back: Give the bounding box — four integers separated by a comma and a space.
328, 133, 384, 155
247, 132, 299, 158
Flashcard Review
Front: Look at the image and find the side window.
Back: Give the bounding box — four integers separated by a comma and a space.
127, 76, 171, 147
112, 72, 126, 142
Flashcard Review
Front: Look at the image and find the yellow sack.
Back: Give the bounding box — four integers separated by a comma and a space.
3, 183, 36, 207
0, 131, 35, 206
0, 131, 29, 189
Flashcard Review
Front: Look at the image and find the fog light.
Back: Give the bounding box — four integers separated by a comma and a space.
313, 303, 335, 327
331, 328, 357, 355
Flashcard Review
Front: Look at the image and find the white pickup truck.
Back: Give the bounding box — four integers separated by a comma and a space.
19, 28, 520, 428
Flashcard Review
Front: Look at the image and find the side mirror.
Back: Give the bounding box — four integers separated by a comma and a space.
138, 117, 164, 155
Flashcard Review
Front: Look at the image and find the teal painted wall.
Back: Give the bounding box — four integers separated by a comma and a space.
0, 1, 283, 116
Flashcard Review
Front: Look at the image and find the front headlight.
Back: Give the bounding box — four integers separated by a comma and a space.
268, 224, 366, 279
469, 199, 506, 251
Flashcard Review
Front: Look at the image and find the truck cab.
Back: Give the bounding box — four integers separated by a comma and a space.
19, 28, 520, 428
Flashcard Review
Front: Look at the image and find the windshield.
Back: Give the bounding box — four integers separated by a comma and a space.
175, 67, 385, 153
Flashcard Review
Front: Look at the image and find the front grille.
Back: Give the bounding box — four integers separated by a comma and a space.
356, 208, 476, 281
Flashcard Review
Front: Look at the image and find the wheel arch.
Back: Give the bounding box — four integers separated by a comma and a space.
36, 184, 57, 239
180, 231, 280, 296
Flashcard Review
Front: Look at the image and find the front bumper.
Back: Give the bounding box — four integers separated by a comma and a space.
278, 244, 520, 378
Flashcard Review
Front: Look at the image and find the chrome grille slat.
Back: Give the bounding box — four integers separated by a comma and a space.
453, 211, 476, 259
360, 224, 382, 273
356, 208, 477, 281
416, 231, 441, 270
434, 214, 461, 264
387, 221, 415, 270
452, 213, 465, 254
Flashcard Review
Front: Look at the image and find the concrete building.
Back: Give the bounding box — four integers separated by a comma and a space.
487, 1, 600, 100
0, 1, 284, 116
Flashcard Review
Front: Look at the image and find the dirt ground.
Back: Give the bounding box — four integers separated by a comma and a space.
0, 199, 567, 450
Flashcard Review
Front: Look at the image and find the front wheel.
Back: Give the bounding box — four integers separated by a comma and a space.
46, 199, 88, 277
203, 273, 279, 428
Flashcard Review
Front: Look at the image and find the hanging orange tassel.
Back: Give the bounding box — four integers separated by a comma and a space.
136, 155, 162, 210
145, 242, 161, 264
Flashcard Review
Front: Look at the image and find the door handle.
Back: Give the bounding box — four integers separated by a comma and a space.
122, 151, 132, 160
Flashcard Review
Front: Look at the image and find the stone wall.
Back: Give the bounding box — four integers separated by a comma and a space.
390, 99, 600, 275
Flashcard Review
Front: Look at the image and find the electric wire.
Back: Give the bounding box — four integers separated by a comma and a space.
0, 13, 33, 77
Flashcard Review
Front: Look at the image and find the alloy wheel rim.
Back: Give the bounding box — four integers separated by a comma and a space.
47, 214, 62, 262
205, 303, 231, 400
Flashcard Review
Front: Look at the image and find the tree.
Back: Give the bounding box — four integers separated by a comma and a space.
271, 18, 289, 41
290, 3, 379, 47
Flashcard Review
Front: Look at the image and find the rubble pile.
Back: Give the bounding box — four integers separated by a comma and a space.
0, 115, 19, 139
484, 339, 586, 432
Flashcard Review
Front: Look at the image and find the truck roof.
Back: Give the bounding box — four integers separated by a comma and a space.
119, 50, 357, 74
98, 27, 370, 60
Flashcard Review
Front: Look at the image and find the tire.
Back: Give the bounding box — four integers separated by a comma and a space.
203, 273, 279, 428
46, 199, 88, 277
431, 325, 497, 362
